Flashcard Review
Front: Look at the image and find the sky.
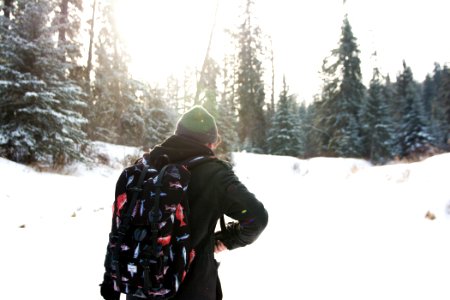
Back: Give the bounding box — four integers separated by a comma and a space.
112, 0, 450, 103
2, 142, 450, 299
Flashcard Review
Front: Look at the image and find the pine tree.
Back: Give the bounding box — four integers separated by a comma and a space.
267, 77, 300, 156
360, 68, 395, 163
1, 0, 13, 21
0, 0, 87, 165
395, 61, 432, 157
216, 97, 239, 159
182, 68, 196, 112
55, 0, 83, 60
235, 0, 267, 153
422, 70, 439, 145
422, 74, 435, 124
196, 55, 239, 156
308, 98, 330, 157
90, 0, 136, 145
382, 74, 401, 157
315, 15, 365, 157
434, 65, 450, 147
143, 107, 176, 150
215, 54, 239, 158
425, 64, 450, 148
140, 85, 176, 150
120, 93, 145, 147
200, 57, 220, 118
297, 101, 316, 158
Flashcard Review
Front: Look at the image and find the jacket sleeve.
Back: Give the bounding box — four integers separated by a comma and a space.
215, 162, 268, 250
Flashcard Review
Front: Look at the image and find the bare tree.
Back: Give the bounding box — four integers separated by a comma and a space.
194, 0, 219, 104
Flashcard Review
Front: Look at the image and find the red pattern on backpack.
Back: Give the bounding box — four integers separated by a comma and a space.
115, 193, 127, 216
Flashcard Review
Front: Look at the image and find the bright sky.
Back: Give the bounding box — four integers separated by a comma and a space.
114, 0, 450, 103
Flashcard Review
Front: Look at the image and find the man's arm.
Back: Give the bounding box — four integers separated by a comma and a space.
215, 167, 269, 250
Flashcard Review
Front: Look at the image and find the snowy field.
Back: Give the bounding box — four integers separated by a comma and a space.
1, 142, 450, 300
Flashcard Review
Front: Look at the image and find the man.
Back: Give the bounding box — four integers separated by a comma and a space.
101, 105, 268, 300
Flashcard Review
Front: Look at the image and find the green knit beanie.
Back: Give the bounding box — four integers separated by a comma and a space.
175, 106, 218, 144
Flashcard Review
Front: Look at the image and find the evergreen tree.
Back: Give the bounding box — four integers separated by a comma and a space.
165, 75, 181, 113
360, 68, 395, 163
422, 71, 440, 145
315, 15, 365, 157
215, 54, 239, 158
141, 85, 176, 150
235, 0, 266, 153
425, 64, 450, 148
200, 57, 220, 118
90, 0, 136, 145
54, 0, 89, 96
196, 55, 241, 157
382, 74, 402, 157
216, 97, 239, 159
395, 61, 432, 157
0, 0, 87, 165
182, 68, 196, 112
120, 96, 145, 147
308, 97, 330, 157
297, 101, 316, 158
267, 77, 300, 156
1, 0, 13, 21
422, 74, 435, 124
54, 0, 83, 61
434, 65, 450, 147
143, 107, 176, 150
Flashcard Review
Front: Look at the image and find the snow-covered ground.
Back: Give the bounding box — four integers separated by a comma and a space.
2, 142, 450, 299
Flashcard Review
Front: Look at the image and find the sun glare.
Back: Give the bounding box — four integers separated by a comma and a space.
114, 0, 220, 85
111, 0, 450, 102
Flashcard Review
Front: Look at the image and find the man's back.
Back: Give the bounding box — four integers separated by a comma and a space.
102, 106, 268, 300
149, 134, 268, 299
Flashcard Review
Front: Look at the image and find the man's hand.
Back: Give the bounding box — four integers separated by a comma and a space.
214, 221, 241, 251
214, 240, 228, 253
100, 273, 120, 300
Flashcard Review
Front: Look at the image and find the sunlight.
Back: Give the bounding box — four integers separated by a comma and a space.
112, 0, 343, 101
110, 0, 450, 101
114, 0, 218, 84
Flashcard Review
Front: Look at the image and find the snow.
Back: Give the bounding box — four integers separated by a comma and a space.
24, 91, 39, 98
1, 142, 449, 300
0, 80, 13, 86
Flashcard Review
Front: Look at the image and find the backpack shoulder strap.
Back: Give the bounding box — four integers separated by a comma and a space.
118, 165, 149, 233
148, 163, 170, 255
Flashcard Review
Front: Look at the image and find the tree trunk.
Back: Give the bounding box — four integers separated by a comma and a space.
58, 0, 69, 45
86, 0, 97, 88
194, 0, 219, 105
3, 0, 13, 18
269, 36, 275, 113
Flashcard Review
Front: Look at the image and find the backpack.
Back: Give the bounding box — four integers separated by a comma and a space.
106, 155, 213, 299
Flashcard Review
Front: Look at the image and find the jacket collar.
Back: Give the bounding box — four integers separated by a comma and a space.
149, 135, 215, 163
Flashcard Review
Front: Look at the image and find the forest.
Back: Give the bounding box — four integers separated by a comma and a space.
0, 0, 449, 167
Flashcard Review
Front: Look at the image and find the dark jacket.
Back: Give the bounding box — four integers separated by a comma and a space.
148, 135, 269, 300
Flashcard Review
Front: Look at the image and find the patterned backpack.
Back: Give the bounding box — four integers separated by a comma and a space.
105, 155, 212, 299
